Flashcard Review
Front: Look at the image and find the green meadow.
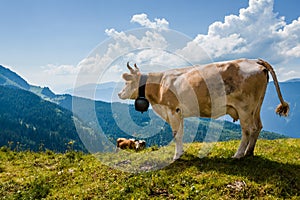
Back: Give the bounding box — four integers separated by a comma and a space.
0, 139, 299, 199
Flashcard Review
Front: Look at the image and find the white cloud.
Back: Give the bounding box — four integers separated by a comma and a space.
75, 20, 173, 86
39, 64, 81, 93
277, 67, 300, 81
43, 64, 80, 75
104, 28, 168, 49
177, 33, 247, 63
123, 49, 190, 70
178, 0, 300, 64
130, 13, 169, 30
75, 31, 175, 86
277, 17, 300, 57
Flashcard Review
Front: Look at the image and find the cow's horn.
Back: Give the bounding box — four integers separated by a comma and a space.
134, 63, 139, 70
127, 62, 134, 72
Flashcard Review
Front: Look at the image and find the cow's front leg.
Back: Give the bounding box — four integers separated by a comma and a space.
168, 108, 184, 160
173, 121, 184, 160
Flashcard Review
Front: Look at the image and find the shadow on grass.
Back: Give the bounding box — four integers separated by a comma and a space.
165, 153, 299, 196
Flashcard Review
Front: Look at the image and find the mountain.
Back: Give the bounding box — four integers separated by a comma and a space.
285, 78, 300, 82
261, 81, 300, 138
64, 82, 122, 102
0, 85, 87, 152
0, 65, 30, 90
0, 65, 57, 100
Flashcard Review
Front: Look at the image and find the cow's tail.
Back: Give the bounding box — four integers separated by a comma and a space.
257, 59, 289, 117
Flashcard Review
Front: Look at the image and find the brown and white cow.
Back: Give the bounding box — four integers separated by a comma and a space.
116, 138, 136, 151
136, 140, 146, 151
116, 138, 146, 151
118, 59, 289, 160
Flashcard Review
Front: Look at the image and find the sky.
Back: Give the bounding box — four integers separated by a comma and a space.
0, 0, 300, 93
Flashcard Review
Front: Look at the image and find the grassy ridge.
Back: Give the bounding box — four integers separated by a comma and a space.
0, 139, 299, 199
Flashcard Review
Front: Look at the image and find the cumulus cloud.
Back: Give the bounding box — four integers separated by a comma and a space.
130, 13, 169, 30
104, 28, 168, 50
178, 0, 300, 64
277, 17, 300, 57
76, 14, 174, 85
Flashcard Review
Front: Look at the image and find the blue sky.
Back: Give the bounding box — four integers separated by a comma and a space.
1, 0, 300, 93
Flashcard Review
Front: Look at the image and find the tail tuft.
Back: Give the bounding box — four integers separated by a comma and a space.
258, 59, 290, 117
275, 102, 290, 117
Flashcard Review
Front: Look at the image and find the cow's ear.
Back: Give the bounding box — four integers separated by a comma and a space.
122, 73, 133, 81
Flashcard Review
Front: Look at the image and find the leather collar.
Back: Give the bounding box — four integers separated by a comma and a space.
138, 74, 148, 98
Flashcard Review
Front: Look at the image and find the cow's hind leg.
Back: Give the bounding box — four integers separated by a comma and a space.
233, 111, 262, 159
245, 114, 262, 157
233, 127, 250, 159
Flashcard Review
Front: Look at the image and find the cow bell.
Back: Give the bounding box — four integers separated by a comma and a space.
134, 97, 149, 113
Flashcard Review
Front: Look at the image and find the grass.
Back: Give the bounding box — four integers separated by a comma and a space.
0, 138, 299, 199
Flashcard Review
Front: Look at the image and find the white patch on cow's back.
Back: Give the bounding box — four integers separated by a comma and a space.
238, 59, 261, 79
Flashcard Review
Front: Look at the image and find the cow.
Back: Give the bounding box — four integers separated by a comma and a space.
136, 140, 146, 151
116, 138, 146, 151
118, 59, 289, 160
116, 138, 136, 151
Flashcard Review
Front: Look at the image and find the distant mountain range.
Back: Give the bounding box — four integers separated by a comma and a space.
0, 64, 293, 152
261, 79, 300, 138
64, 82, 121, 102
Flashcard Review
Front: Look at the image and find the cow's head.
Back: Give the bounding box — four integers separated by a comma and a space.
133, 140, 146, 151
118, 62, 141, 100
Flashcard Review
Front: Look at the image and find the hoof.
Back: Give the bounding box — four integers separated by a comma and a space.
173, 152, 184, 161
244, 151, 254, 157
173, 155, 181, 161
232, 153, 244, 159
